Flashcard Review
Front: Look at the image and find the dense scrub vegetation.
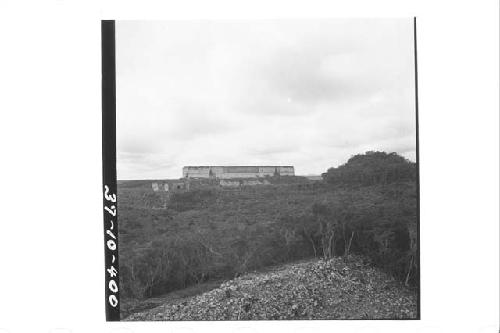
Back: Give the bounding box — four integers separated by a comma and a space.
277, 182, 417, 286
118, 151, 418, 301
322, 151, 416, 186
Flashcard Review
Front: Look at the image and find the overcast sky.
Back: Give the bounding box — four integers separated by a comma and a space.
116, 19, 416, 180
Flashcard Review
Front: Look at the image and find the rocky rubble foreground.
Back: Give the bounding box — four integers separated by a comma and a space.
125, 255, 418, 320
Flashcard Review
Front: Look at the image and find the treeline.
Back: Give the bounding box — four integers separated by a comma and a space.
119, 151, 418, 300
277, 183, 418, 286
322, 151, 416, 186
315, 151, 418, 284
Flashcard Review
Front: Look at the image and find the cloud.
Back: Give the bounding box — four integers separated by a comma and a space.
116, 19, 416, 179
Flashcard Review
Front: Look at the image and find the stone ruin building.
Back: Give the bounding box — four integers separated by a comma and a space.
182, 166, 295, 179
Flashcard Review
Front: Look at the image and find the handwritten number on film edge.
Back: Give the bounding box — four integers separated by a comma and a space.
104, 185, 119, 308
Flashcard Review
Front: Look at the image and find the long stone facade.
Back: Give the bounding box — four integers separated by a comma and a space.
182, 166, 295, 179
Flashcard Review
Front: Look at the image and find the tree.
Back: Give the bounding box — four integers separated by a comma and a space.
322, 151, 416, 186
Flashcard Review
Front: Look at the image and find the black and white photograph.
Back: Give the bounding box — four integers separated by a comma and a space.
1, 0, 500, 332
107, 18, 420, 321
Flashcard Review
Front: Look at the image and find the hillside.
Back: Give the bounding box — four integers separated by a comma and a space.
125, 255, 417, 320
117, 178, 335, 296
117, 152, 418, 319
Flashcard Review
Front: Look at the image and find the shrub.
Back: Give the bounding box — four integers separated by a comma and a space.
169, 189, 217, 212
322, 151, 416, 186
